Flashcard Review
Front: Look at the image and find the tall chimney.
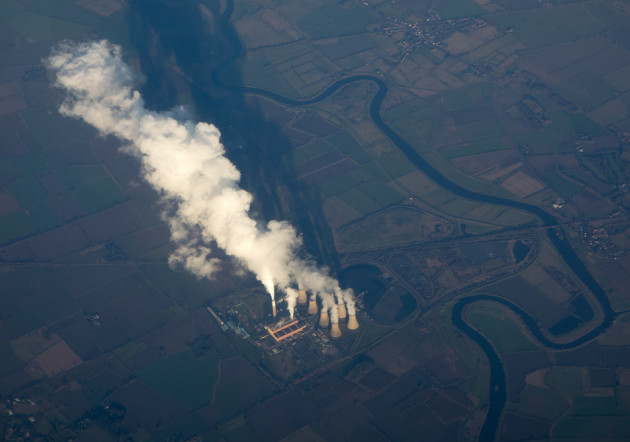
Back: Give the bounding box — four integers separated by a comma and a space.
298, 289, 308, 304
319, 310, 330, 327
272, 300, 277, 317
308, 299, 318, 315
330, 322, 342, 338
337, 302, 347, 319
347, 313, 359, 330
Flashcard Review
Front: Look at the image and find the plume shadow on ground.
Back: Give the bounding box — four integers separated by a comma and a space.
125, 0, 340, 272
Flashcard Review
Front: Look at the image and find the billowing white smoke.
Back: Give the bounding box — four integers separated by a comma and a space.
48, 40, 354, 318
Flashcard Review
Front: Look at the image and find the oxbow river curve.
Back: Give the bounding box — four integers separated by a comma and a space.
213, 3, 617, 440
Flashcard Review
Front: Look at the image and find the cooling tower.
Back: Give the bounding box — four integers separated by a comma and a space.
272, 300, 277, 317
347, 313, 359, 330
330, 322, 342, 338
319, 310, 330, 327
298, 289, 308, 304
308, 299, 318, 315
337, 302, 347, 319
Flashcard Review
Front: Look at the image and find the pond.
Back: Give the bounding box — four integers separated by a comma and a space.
339, 264, 416, 323
339, 264, 387, 310
513, 240, 531, 263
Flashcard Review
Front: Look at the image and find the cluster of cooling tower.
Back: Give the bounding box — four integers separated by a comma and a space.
298, 289, 358, 338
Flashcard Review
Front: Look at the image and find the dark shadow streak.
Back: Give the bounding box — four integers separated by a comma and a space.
212, 18, 615, 442
128, 1, 616, 440
125, 0, 340, 270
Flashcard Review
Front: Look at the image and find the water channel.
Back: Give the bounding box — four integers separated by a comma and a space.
213, 2, 616, 439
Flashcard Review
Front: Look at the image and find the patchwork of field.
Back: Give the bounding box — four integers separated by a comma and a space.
231, 0, 630, 233
0, 3, 281, 436
465, 300, 630, 442
484, 236, 600, 333
1, 0, 630, 440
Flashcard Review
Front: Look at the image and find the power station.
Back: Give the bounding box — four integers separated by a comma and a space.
266, 290, 359, 340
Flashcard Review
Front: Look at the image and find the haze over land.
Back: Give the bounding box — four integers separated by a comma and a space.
0, 0, 629, 440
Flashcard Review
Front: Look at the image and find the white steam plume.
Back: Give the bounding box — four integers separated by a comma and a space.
48, 40, 355, 317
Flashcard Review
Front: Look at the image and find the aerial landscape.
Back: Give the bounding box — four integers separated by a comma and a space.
1, 0, 630, 440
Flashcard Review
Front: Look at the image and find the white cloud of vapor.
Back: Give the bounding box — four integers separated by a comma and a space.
47, 40, 355, 318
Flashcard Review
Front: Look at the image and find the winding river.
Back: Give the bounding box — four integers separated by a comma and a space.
214, 2, 616, 440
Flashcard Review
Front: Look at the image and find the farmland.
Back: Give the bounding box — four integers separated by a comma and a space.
0, 0, 629, 441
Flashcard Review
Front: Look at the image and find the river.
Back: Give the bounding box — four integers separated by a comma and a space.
213, 2, 616, 440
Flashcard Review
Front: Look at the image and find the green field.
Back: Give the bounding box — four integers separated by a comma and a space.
5, 294, 79, 338
545, 366, 585, 399
382, 98, 431, 122
318, 34, 376, 60
553, 417, 630, 439
423, 151, 520, 202
598, 313, 630, 346
603, 65, 630, 93
339, 207, 444, 250
509, 384, 569, 421
20, 107, 96, 149
275, 50, 318, 74
9, 12, 92, 42
421, 188, 457, 207
565, 112, 610, 137
441, 138, 505, 159
360, 180, 404, 207
297, 3, 377, 39
326, 131, 371, 164
319, 173, 360, 197
58, 165, 107, 189
439, 0, 484, 19
0, 338, 23, 377
490, 5, 605, 49
457, 118, 504, 142
0, 0, 21, 23
73, 177, 126, 214
161, 412, 208, 441
290, 139, 333, 164
387, 108, 435, 147
438, 198, 484, 218
138, 264, 224, 308
443, 83, 493, 111
376, 151, 416, 178
0, 212, 37, 244
493, 209, 537, 227
113, 341, 149, 361
337, 187, 381, 215
564, 170, 614, 196
30, 0, 102, 26
571, 396, 619, 416
353, 322, 394, 352
138, 350, 219, 410
511, 132, 558, 155
461, 221, 501, 235
25, 201, 58, 231
7, 175, 48, 206
356, 161, 388, 181
541, 172, 584, 199
556, 72, 617, 111
466, 302, 539, 353
11, 154, 50, 175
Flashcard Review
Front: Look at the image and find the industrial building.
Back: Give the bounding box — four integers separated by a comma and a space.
266, 320, 306, 342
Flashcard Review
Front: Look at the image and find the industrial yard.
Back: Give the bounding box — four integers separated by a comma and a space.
205, 289, 363, 381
